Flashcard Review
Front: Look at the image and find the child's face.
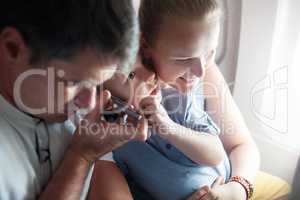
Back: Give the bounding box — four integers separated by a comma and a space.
148, 16, 220, 93
104, 55, 158, 109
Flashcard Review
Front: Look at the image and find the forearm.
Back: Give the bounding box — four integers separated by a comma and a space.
39, 149, 92, 200
229, 140, 260, 182
160, 123, 226, 166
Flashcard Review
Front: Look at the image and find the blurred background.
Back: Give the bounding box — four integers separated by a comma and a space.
216, 0, 300, 184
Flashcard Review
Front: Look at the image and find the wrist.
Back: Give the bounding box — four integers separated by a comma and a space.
228, 176, 254, 200
68, 146, 94, 165
68, 139, 96, 165
226, 181, 248, 200
65, 147, 94, 170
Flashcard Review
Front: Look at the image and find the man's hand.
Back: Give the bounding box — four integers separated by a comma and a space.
187, 177, 247, 200
70, 90, 149, 163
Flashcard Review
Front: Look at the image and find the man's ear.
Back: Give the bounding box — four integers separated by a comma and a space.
0, 27, 31, 66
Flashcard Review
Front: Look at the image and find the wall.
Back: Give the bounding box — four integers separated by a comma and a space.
217, 0, 242, 89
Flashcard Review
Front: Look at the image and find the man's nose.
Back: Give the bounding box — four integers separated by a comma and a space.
74, 87, 96, 110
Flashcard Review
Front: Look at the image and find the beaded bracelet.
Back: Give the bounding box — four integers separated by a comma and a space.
228, 176, 254, 200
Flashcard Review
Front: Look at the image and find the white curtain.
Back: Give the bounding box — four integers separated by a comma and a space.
256, 0, 300, 149
234, 0, 300, 182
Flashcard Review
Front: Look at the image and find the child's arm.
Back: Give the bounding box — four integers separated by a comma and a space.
88, 161, 133, 200
140, 97, 226, 166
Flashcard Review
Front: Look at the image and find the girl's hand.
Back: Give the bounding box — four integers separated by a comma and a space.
187, 177, 247, 200
139, 95, 175, 135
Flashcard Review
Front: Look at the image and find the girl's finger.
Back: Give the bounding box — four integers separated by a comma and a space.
187, 186, 210, 200
98, 90, 112, 112
211, 176, 224, 188
141, 105, 157, 116
139, 96, 158, 108
199, 192, 216, 200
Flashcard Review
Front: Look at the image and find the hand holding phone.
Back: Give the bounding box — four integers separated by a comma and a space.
102, 95, 142, 124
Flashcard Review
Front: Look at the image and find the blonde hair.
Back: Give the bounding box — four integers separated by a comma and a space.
139, 0, 222, 46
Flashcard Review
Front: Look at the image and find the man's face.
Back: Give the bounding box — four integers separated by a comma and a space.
15, 49, 118, 122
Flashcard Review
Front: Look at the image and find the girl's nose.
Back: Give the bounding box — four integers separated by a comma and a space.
191, 57, 206, 78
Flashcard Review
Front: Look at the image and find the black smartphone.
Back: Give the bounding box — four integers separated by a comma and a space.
102, 96, 142, 123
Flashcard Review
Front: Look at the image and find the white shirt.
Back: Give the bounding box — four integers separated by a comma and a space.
0, 95, 74, 199
0, 94, 114, 200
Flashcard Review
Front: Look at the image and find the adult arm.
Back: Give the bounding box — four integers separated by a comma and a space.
203, 63, 260, 182
39, 149, 92, 200
40, 91, 148, 200
191, 63, 261, 200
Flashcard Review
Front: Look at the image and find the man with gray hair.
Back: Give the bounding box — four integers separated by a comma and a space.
0, 0, 146, 199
